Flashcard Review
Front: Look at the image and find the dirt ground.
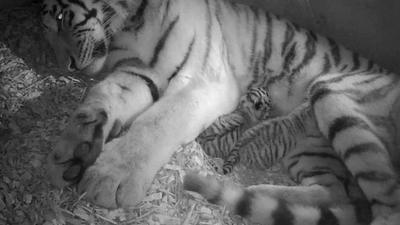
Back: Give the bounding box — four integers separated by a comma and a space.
0, 3, 292, 225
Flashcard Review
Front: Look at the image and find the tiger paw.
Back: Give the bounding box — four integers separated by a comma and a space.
76, 140, 155, 208
47, 104, 124, 188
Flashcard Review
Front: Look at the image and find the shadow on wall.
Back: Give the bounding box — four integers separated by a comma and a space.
0, 0, 34, 9
233, 0, 400, 73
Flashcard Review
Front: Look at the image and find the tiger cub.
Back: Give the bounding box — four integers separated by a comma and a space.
185, 70, 400, 225
197, 87, 271, 162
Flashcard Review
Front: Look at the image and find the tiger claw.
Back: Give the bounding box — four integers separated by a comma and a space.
47, 106, 110, 187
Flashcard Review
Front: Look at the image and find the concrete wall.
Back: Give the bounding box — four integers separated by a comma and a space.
2, 0, 400, 72
233, 0, 400, 73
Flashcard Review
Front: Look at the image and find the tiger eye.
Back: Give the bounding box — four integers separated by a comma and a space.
56, 12, 63, 21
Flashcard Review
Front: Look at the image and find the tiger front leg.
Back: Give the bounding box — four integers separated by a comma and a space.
76, 80, 239, 208
47, 72, 156, 188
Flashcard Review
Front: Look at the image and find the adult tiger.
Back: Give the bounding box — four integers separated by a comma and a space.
41, 0, 400, 223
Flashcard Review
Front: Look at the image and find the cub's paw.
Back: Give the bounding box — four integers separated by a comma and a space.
77, 145, 154, 208
47, 105, 124, 188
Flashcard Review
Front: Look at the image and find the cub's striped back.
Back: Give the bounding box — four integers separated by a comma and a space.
197, 87, 271, 160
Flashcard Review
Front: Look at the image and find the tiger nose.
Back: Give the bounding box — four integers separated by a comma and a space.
68, 56, 79, 72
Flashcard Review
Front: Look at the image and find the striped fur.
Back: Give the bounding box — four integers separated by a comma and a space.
41, 0, 400, 221
184, 171, 371, 225
221, 102, 311, 174
197, 87, 271, 160
187, 70, 400, 224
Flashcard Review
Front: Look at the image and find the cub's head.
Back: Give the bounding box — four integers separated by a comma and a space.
40, 0, 140, 75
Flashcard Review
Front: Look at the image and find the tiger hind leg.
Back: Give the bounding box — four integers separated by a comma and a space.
310, 88, 400, 217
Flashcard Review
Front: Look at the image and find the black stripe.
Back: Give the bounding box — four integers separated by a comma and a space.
327, 38, 341, 66
118, 84, 131, 92
168, 37, 195, 82
108, 44, 127, 52
287, 30, 317, 89
328, 116, 369, 141
297, 30, 318, 70
286, 159, 300, 172
92, 40, 107, 58
310, 87, 332, 106
367, 59, 374, 71
321, 53, 332, 74
351, 52, 360, 71
290, 151, 340, 161
355, 171, 394, 182
352, 198, 372, 225
299, 170, 332, 180
117, 1, 128, 8
130, 0, 148, 31
102, 2, 117, 20
308, 30, 318, 41
322, 70, 362, 85
272, 121, 281, 160
272, 199, 294, 225
282, 43, 297, 72
281, 22, 295, 56
202, 0, 212, 70
74, 8, 98, 29
131, 0, 147, 22
123, 71, 159, 101
262, 13, 273, 72
149, 16, 179, 67
340, 64, 348, 71
343, 142, 382, 161
73, 28, 94, 36
249, 8, 259, 68
354, 74, 381, 86
317, 207, 339, 225
80, 40, 90, 64
371, 199, 397, 208
357, 81, 397, 103
68, 10, 75, 27
161, 0, 171, 25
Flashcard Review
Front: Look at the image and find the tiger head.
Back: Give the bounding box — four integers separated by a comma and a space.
40, 0, 140, 75
239, 87, 272, 122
